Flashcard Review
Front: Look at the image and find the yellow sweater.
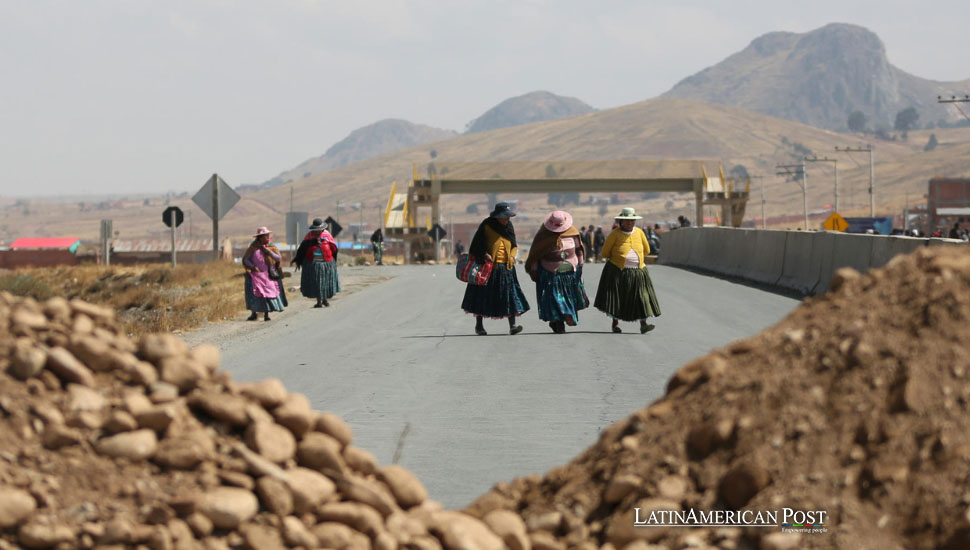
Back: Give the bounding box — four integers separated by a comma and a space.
601, 228, 650, 269
485, 225, 517, 268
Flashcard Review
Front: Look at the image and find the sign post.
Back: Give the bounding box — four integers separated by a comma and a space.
192, 174, 240, 261
428, 223, 446, 262
99, 219, 113, 266
163, 206, 184, 267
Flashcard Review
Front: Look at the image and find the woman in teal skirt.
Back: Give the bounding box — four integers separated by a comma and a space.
525, 210, 588, 334
293, 218, 341, 307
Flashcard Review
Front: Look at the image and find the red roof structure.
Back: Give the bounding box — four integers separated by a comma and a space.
9, 238, 81, 251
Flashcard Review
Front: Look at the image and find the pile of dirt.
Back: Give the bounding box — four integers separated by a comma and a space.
0, 292, 509, 550
465, 246, 970, 550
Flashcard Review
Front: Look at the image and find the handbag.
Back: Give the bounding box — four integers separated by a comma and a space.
267, 265, 282, 281
455, 254, 493, 286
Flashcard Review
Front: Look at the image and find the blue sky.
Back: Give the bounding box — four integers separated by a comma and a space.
1, 0, 967, 195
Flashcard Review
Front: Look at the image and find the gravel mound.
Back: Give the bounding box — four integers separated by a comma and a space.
465, 246, 970, 550
0, 292, 505, 550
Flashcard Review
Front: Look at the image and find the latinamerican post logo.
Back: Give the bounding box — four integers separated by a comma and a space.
634, 507, 828, 534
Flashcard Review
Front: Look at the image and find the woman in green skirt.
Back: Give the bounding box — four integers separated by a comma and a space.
593, 207, 661, 333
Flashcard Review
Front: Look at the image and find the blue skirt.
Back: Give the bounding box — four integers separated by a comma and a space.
461, 263, 530, 319
245, 274, 285, 313
300, 259, 340, 300
535, 266, 589, 322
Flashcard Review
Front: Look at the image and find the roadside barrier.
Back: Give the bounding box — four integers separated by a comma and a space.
659, 228, 967, 295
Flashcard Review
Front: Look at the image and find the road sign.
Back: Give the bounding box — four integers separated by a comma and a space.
823, 212, 848, 232
428, 224, 446, 241
192, 174, 240, 221
325, 216, 343, 238
286, 211, 308, 246
163, 206, 184, 228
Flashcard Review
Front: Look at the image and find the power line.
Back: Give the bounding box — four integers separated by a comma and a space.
834, 145, 875, 216
804, 156, 839, 213
938, 95, 970, 123
776, 164, 808, 230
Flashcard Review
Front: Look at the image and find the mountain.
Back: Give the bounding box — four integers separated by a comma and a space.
465, 91, 595, 133
258, 119, 457, 189
662, 23, 970, 132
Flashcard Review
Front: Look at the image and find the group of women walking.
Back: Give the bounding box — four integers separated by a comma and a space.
242, 218, 341, 321
461, 202, 660, 334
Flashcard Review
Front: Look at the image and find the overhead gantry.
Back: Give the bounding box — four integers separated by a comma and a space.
384, 160, 748, 263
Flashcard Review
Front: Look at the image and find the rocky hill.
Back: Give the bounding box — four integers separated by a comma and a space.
258, 119, 457, 189
464, 91, 595, 133
663, 23, 970, 132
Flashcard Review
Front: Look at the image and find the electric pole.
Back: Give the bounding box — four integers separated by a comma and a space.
835, 145, 874, 217
938, 95, 970, 123
776, 164, 808, 230
804, 157, 839, 212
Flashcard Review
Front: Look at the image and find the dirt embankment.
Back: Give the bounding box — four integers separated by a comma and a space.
1, 246, 969, 550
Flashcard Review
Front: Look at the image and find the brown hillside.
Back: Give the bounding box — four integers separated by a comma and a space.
3, 99, 969, 245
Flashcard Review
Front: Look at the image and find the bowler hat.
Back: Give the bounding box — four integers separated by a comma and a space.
489, 202, 516, 219
307, 218, 328, 232
614, 207, 642, 220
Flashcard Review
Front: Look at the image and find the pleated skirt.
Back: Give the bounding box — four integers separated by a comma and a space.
245, 274, 285, 312
593, 261, 661, 321
461, 263, 530, 319
300, 259, 341, 300
535, 266, 589, 322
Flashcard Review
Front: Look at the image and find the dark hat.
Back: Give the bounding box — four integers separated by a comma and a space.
308, 218, 328, 232
489, 202, 516, 219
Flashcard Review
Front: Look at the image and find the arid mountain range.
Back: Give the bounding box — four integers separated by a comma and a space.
464, 91, 595, 133
663, 23, 970, 132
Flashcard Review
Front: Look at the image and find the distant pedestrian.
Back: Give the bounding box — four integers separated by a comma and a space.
293, 218, 341, 307
461, 202, 529, 335
949, 222, 961, 239
454, 240, 465, 257
593, 208, 661, 334
525, 210, 588, 334
593, 227, 606, 260
580, 227, 593, 262
242, 227, 285, 321
370, 228, 384, 265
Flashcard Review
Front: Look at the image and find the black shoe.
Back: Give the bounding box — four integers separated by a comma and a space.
549, 322, 559, 334
509, 325, 523, 335
264, 314, 271, 321
322, 299, 330, 307
640, 323, 655, 334
475, 327, 487, 336
612, 324, 622, 334
247, 312, 258, 321
313, 302, 324, 308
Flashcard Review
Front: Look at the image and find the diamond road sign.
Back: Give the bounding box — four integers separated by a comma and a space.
192, 174, 240, 221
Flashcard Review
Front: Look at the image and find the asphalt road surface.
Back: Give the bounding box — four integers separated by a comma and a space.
217, 262, 799, 509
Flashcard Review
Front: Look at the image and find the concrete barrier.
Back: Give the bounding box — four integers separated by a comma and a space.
926, 238, 969, 248
870, 236, 925, 269
776, 231, 816, 294
723, 228, 756, 278
658, 228, 691, 265
746, 230, 787, 285
810, 232, 839, 294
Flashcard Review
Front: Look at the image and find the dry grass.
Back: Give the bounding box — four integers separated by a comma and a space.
0, 262, 246, 336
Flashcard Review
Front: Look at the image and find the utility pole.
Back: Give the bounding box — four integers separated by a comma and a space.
804, 157, 839, 212
938, 95, 970, 123
776, 164, 808, 230
835, 145, 874, 217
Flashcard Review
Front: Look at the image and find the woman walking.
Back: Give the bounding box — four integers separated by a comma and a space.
242, 227, 286, 321
525, 210, 588, 334
294, 218, 341, 307
461, 202, 529, 335
593, 208, 661, 334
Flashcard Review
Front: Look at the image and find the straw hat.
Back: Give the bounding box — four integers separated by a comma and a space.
254, 226, 272, 237
614, 207, 642, 220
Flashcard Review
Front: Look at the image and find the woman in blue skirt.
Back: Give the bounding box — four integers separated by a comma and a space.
293, 218, 341, 307
525, 210, 588, 334
461, 202, 529, 335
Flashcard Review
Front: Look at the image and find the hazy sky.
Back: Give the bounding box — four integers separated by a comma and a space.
1, 0, 967, 196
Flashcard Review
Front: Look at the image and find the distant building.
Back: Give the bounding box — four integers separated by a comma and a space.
1, 237, 82, 268
112, 239, 217, 265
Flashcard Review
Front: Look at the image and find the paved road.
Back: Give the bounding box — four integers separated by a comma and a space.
217, 263, 799, 509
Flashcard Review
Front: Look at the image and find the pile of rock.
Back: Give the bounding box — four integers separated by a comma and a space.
466, 247, 970, 550
0, 293, 508, 550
